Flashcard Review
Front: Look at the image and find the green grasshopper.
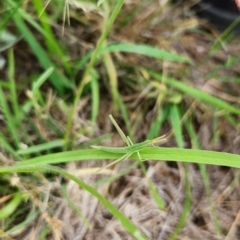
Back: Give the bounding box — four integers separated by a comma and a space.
91, 137, 167, 154
92, 115, 168, 170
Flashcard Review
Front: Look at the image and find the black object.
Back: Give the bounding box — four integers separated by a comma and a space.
196, 0, 240, 32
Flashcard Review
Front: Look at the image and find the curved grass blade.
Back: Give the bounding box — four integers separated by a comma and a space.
101, 43, 192, 63
16, 147, 240, 169
147, 106, 169, 139
0, 192, 22, 220
149, 71, 240, 115
17, 139, 64, 155
90, 69, 99, 124
73, 43, 192, 77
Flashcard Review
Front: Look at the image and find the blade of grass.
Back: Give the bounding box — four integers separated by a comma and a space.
74, 133, 112, 150
149, 71, 240, 115
0, 82, 20, 148
101, 43, 192, 63
116, 93, 134, 141
90, 69, 99, 125
7, 49, 34, 150
101, 0, 119, 114
32, 67, 54, 96
31, 67, 54, 111
212, 114, 219, 147
32, 68, 54, 93
17, 139, 64, 155
109, 114, 129, 145
169, 104, 183, 148
72, 42, 192, 78
17, 147, 240, 169
103, 50, 119, 113
147, 106, 169, 139
0, 192, 22, 220
8, 49, 20, 124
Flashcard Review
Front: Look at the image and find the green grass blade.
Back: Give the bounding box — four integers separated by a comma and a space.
32, 67, 54, 92
8, 49, 21, 123
6, 49, 33, 152
90, 69, 99, 124
184, 117, 200, 149
109, 114, 129, 145
17, 147, 240, 168
73, 42, 192, 77
149, 71, 240, 115
147, 106, 169, 139
31, 67, 54, 110
0, 83, 20, 148
148, 181, 165, 210
103, 50, 119, 112
116, 93, 134, 141
17, 139, 64, 155
101, 43, 192, 63
169, 104, 183, 148
0, 192, 22, 220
